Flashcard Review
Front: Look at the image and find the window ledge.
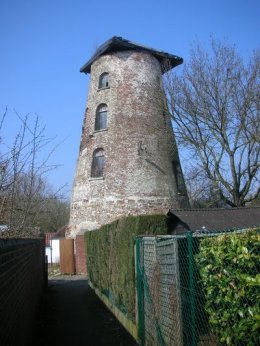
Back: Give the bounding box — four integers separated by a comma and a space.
93, 128, 108, 134
88, 177, 104, 181
97, 86, 110, 91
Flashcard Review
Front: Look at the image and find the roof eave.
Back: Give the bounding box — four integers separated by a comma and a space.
80, 36, 183, 74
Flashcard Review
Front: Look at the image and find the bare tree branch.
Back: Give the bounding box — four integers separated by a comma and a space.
0, 109, 68, 236
164, 38, 260, 207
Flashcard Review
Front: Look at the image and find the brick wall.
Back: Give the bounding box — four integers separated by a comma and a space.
75, 235, 87, 274
0, 238, 46, 346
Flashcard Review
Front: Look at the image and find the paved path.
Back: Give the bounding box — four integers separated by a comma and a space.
32, 276, 138, 346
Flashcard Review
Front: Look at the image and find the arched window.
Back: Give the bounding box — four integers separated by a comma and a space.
95, 104, 107, 131
91, 148, 105, 177
98, 72, 109, 89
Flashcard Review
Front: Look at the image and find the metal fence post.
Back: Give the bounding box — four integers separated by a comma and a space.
136, 237, 145, 346
187, 231, 196, 346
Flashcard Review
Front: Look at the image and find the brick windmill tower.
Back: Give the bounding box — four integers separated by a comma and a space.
68, 37, 189, 238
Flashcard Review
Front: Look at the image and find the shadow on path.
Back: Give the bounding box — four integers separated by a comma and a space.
31, 276, 138, 346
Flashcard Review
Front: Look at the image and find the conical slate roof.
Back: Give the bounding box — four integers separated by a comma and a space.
80, 36, 183, 74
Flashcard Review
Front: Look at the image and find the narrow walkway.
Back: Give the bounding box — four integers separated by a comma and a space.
32, 276, 138, 346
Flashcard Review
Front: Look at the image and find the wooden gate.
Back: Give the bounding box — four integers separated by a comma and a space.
60, 238, 75, 274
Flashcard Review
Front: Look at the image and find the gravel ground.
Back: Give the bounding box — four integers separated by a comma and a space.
31, 274, 138, 346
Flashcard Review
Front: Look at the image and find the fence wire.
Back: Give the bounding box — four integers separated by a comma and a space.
136, 227, 260, 346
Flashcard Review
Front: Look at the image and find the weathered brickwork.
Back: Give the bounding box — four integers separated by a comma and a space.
69, 46, 189, 238
75, 235, 87, 274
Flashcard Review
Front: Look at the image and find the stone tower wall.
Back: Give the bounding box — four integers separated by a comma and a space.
69, 50, 189, 238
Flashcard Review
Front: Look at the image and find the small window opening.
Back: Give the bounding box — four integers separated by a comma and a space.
91, 148, 105, 177
99, 73, 109, 89
95, 104, 107, 131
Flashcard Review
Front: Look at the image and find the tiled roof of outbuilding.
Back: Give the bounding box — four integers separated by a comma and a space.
167, 207, 260, 234
80, 36, 183, 74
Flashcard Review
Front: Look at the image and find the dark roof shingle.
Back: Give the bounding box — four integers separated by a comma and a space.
167, 207, 260, 234
80, 36, 183, 74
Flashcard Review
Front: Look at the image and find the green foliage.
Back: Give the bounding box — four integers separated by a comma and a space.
196, 229, 260, 345
37, 198, 70, 233
85, 215, 168, 321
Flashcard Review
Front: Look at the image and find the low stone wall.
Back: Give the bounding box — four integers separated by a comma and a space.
89, 281, 138, 341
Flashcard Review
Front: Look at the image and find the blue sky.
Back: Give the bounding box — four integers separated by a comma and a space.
0, 0, 259, 198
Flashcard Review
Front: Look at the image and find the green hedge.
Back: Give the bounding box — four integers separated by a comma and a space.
196, 229, 260, 345
85, 214, 168, 321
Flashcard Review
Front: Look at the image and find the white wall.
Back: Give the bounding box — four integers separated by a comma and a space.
46, 239, 60, 264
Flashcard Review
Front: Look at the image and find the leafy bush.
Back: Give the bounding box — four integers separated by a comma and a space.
196, 229, 260, 345
85, 215, 168, 321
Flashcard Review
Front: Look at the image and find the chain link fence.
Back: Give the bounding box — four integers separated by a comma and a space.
136, 227, 259, 346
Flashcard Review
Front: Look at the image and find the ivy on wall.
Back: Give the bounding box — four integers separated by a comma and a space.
85, 215, 168, 322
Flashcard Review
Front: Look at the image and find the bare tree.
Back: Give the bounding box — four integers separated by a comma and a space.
0, 109, 67, 236
184, 166, 225, 208
164, 39, 260, 207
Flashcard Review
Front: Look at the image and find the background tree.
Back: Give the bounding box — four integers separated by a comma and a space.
0, 109, 68, 237
37, 197, 70, 232
164, 38, 260, 207
184, 167, 224, 208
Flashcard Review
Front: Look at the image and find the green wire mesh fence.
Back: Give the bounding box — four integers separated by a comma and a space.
136, 227, 260, 346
